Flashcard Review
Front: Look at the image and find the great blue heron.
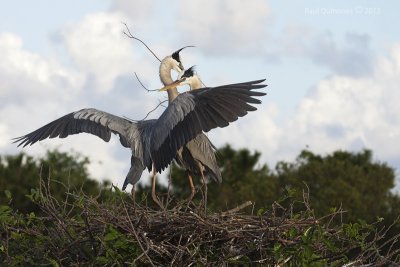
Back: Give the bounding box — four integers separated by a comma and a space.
160, 66, 224, 203
156, 47, 220, 202
13, 67, 267, 205
138, 46, 187, 204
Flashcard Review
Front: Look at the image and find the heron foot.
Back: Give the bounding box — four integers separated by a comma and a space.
152, 191, 164, 209
186, 189, 195, 203
151, 167, 164, 209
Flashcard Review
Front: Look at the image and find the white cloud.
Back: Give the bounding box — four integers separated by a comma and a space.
177, 0, 270, 56
309, 32, 374, 76
202, 42, 400, 189
2, 2, 400, 193
0, 124, 8, 148
110, 0, 156, 22
274, 25, 375, 77
61, 12, 141, 92
1, 6, 193, 190
275, 43, 400, 173
0, 32, 83, 100
278, 23, 313, 56
0, 29, 160, 187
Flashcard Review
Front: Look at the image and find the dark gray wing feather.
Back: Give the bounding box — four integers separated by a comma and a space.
13, 108, 133, 148
14, 79, 266, 179
151, 79, 267, 171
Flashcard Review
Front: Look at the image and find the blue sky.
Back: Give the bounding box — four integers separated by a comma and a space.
1, 1, 400, 191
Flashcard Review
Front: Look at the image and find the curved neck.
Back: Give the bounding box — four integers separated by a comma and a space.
189, 76, 203, 90
159, 57, 179, 101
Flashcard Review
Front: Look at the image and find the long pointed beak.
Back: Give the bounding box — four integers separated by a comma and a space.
159, 79, 184, 91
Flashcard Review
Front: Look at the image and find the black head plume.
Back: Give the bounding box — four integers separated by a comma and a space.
171, 45, 195, 63
182, 66, 196, 78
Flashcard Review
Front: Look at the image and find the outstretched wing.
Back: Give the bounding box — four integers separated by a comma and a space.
151, 79, 267, 171
13, 108, 134, 148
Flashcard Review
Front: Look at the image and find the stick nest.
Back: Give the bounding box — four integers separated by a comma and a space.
2, 180, 399, 266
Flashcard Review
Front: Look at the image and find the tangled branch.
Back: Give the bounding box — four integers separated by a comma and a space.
123, 99, 168, 122
2, 179, 399, 266
134, 72, 159, 92
122, 22, 161, 62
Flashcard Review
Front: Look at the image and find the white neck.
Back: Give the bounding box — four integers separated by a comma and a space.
189, 75, 203, 90
159, 56, 179, 101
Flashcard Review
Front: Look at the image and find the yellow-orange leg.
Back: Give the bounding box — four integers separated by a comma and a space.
187, 174, 195, 201
151, 166, 163, 208
198, 162, 208, 211
131, 185, 136, 203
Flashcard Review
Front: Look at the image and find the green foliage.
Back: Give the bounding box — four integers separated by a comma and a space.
143, 146, 398, 226
99, 226, 141, 264
0, 185, 142, 265
1, 147, 400, 265
0, 150, 111, 213
276, 149, 396, 223
210, 145, 279, 210
1, 185, 398, 266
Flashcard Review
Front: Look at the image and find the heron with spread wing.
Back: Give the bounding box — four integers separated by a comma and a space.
14, 58, 267, 206
159, 65, 228, 204
154, 48, 221, 202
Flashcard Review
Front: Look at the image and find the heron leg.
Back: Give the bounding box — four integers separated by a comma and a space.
131, 185, 136, 204
151, 166, 163, 208
198, 162, 208, 211
187, 172, 195, 202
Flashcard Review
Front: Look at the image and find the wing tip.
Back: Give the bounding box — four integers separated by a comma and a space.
12, 136, 29, 147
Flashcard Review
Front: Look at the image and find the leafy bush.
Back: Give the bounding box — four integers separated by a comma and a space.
1, 148, 400, 265
1, 181, 399, 266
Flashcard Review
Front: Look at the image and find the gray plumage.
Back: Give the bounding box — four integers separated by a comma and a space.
14, 79, 267, 190
170, 67, 223, 184
176, 133, 221, 183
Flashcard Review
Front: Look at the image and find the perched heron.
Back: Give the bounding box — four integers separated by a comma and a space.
160, 66, 224, 203
139, 46, 188, 204
13, 66, 267, 205
157, 47, 220, 202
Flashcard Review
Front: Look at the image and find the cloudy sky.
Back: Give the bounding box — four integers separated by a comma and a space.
1, 1, 400, 192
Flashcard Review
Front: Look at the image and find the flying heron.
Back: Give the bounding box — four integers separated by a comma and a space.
13, 66, 267, 206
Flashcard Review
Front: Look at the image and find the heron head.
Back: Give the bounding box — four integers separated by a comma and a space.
159, 66, 198, 91
171, 45, 195, 73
